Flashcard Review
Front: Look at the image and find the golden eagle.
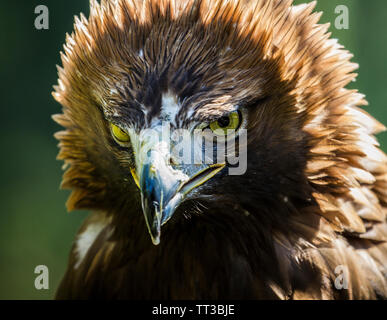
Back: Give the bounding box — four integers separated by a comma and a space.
53, 0, 387, 299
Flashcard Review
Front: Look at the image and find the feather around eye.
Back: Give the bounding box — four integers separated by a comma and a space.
110, 123, 130, 143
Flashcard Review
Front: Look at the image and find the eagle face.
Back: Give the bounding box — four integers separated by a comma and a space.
54, 0, 310, 245
98, 49, 305, 245
53, 0, 387, 299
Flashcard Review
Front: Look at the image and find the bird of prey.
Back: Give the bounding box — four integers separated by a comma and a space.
53, 0, 387, 299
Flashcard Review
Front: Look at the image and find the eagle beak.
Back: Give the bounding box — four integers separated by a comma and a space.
136, 150, 225, 245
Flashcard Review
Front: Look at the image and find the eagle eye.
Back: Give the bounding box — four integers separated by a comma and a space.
110, 123, 130, 144
209, 111, 241, 136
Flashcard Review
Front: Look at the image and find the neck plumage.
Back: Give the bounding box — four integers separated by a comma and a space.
100, 197, 308, 299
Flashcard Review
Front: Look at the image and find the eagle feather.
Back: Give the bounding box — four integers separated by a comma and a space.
53, 0, 387, 299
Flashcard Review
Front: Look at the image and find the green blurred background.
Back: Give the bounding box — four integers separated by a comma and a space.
0, 0, 386, 299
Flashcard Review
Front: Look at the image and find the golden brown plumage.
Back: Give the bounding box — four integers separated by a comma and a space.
53, 0, 387, 299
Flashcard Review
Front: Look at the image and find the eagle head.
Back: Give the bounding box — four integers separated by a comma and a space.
53, 0, 387, 299
53, 0, 318, 243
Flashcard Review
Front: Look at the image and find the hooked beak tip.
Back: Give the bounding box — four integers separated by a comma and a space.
151, 235, 160, 246
141, 199, 162, 246
138, 155, 226, 245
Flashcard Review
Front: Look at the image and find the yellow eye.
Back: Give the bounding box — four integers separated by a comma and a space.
209, 111, 241, 136
110, 123, 130, 143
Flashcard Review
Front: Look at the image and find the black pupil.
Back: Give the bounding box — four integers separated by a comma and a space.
218, 116, 230, 128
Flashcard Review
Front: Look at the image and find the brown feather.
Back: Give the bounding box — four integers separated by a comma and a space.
53, 0, 387, 299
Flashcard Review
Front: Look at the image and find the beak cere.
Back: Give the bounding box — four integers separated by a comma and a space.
137, 148, 225, 245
